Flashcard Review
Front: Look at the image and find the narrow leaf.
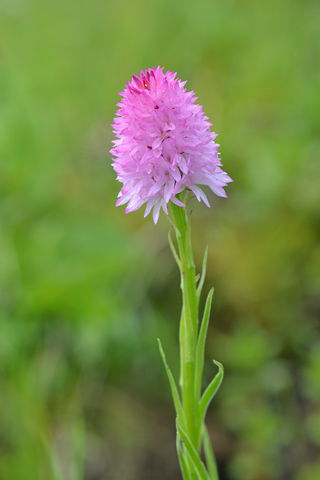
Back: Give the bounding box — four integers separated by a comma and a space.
197, 245, 208, 300
176, 432, 192, 480
202, 425, 219, 480
176, 419, 210, 480
158, 339, 184, 423
186, 210, 195, 269
195, 288, 214, 402
199, 361, 224, 425
168, 227, 181, 269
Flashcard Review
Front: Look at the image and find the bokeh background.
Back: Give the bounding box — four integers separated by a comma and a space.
1, 0, 320, 479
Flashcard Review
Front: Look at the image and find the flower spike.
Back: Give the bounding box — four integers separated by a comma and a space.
110, 67, 232, 223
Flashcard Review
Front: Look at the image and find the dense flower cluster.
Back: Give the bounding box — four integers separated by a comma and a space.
110, 67, 232, 223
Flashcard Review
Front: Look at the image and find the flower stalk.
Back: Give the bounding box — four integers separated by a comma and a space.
169, 202, 198, 447
161, 198, 224, 479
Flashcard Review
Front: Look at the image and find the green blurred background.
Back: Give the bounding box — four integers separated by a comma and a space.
1, 0, 320, 479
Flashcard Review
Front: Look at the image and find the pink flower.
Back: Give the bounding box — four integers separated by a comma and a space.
110, 67, 232, 223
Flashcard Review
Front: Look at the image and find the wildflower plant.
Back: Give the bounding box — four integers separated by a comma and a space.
110, 67, 232, 479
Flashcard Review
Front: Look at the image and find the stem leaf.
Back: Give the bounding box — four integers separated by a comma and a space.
176, 432, 192, 480
199, 361, 224, 425
176, 418, 210, 480
168, 227, 181, 269
197, 245, 208, 300
195, 288, 214, 402
158, 339, 185, 424
202, 424, 219, 480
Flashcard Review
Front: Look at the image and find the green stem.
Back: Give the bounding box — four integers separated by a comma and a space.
169, 201, 199, 449
165, 198, 222, 479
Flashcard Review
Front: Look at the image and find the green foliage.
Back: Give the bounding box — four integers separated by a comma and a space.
0, 0, 319, 478
177, 419, 210, 480
199, 361, 224, 427
158, 338, 184, 424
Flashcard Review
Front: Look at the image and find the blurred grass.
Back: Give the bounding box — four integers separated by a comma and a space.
0, 0, 320, 479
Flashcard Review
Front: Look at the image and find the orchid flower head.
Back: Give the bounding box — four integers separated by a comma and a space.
110, 67, 232, 223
